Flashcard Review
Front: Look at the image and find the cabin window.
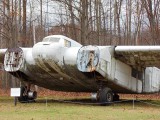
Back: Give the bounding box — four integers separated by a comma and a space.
64, 39, 71, 47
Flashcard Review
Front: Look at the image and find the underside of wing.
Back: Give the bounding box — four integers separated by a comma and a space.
115, 46, 160, 68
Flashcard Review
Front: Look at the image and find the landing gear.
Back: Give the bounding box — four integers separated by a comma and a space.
113, 93, 120, 101
18, 86, 28, 102
18, 86, 37, 103
97, 87, 120, 103
98, 87, 113, 103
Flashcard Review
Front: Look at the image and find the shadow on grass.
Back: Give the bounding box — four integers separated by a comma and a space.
1, 96, 160, 107
35, 98, 142, 106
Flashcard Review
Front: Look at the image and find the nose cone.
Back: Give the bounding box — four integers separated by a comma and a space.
32, 42, 62, 75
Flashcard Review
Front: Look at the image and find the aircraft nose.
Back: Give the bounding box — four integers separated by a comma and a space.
32, 42, 60, 62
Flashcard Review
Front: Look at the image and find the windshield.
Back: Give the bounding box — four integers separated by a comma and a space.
42, 37, 60, 42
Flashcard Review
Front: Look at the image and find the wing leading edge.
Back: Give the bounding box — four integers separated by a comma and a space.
115, 46, 160, 68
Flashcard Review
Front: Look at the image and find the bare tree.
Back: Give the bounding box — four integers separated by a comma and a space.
141, 0, 160, 44
133, 0, 143, 45
22, 0, 27, 46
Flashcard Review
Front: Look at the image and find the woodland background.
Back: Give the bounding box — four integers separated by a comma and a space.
1, 0, 160, 89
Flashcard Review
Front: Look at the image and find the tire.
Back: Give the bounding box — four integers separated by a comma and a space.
99, 87, 113, 103
18, 86, 28, 103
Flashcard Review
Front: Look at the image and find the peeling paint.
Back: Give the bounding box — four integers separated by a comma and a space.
77, 46, 99, 72
4, 48, 24, 72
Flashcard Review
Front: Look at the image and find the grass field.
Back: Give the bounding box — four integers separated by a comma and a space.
0, 96, 160, 120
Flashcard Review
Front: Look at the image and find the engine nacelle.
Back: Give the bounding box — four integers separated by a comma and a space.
77, 46, 100, 72
4, 48, 24, 72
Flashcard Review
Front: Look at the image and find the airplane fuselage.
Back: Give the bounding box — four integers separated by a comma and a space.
2, 35, 160, 95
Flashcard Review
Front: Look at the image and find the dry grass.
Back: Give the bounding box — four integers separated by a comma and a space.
0, 88, 160, 120
0, 96, 160, 120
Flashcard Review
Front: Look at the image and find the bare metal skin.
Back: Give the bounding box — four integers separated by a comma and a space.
1, 35, 160, 102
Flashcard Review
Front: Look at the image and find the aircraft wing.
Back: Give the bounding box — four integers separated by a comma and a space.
115, 46, 160, 68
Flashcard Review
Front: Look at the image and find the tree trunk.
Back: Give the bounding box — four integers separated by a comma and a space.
80, 0, 88, 44
68, 0, 77, 40
22, 0, 27, 46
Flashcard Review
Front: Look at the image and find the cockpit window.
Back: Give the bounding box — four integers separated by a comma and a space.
42, 37, 60, 42
49, 37, 60, 42
42, 37, 50, 42
64, 39, 71, 47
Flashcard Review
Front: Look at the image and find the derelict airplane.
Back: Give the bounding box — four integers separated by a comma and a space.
0, 35, 160, 103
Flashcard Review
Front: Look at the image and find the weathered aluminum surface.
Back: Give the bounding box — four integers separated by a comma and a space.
22, 35, 99, 92
144, 67, 160, 93
113, 59, 142, 93
0, 36, 160, 93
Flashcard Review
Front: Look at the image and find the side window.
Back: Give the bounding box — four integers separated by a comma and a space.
64, 39, 71, 47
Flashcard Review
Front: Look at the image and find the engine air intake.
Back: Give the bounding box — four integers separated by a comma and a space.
77, 45, 99, 72
4, 48, 24, 72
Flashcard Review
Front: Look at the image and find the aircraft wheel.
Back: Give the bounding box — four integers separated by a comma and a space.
18, 86, 28, 103
99, 87, 113, 103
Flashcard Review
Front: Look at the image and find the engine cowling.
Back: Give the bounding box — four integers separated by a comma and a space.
4, 48, 24, 72
77, 45, 100, 72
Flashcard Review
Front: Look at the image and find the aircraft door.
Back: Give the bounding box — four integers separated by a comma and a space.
77, 45, 99, 72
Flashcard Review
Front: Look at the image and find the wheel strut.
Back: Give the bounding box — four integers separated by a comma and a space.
18, 84, 37, 103
98, 87, 113, 103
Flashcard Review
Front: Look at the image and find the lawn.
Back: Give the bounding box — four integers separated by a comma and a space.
0, 96, 160, 120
